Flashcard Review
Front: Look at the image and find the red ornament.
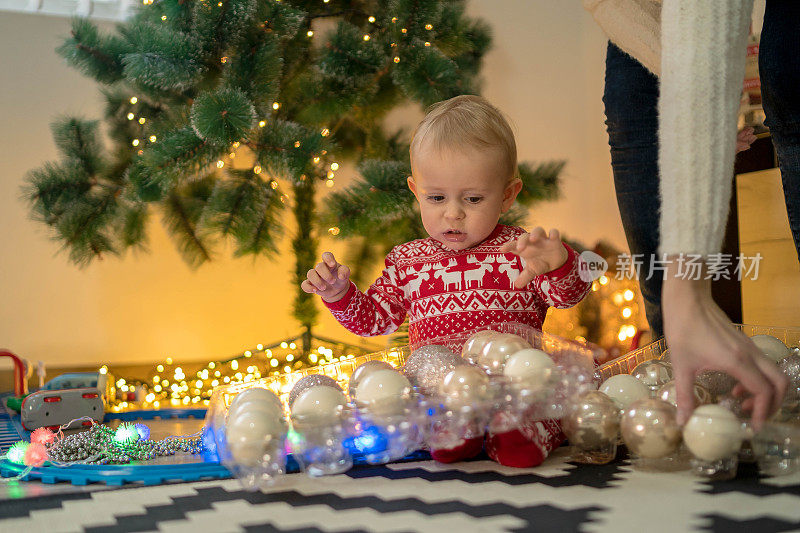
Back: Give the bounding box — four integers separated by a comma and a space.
30, 427, 56, 446
23, 443, 48, 467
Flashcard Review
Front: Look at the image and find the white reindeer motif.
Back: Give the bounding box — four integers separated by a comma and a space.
404, 263, 434, 298
462, 255, 493, 288
433, 258, 463, 291
493, 254, 521, 281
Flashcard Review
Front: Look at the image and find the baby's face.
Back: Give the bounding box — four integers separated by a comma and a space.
409, 145, 519, 251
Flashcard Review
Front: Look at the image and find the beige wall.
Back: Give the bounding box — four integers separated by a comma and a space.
0, 2, 624, 369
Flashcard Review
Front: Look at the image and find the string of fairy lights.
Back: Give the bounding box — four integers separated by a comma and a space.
101, 337, 384, 411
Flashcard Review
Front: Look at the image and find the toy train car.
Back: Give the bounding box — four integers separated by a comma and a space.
21, 387, 105, 430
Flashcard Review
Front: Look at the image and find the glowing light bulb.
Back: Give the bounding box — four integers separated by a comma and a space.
368, 16, 375, 23
231, 360, 238, 370
393, 57, 400, 63
624, 289, 635, 301
166, 357, 173, 364
127, 113, 135, 120
622, 307, 632, 318
326, 179, 334, 188
320, 128, 329, 137
425, 23, 433, 30
307, 30, 314, 37
138, 117, 146, 124
259, 120, 266, 127
363, 35, 370, 41
216, 160, 224, 168
272, 102, 280, 110
270, 359, 278, 367
289, 342, 296, 349
130, 97, 138, 104
132, 139, 140, 146
328, 227, 340, 235
149, 135, 157, 142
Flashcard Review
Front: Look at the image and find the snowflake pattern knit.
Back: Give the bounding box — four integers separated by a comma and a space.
324, 224, 591, 467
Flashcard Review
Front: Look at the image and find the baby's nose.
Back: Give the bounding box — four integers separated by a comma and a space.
444, 203, 465, 220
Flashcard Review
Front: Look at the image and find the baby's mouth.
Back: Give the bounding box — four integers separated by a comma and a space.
443, 229, 467, 242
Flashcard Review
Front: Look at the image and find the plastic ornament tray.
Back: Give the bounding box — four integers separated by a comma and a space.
595, 323, 800, 382
211, 322, 601, 482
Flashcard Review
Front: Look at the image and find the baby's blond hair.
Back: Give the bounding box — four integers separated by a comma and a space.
410, 95, 518, 182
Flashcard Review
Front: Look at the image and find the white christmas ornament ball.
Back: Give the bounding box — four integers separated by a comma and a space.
682, 404, 744, 462
355, 369, 411, 413
503, 349, 554, 390
348, 360, 394, 398
227, 387, 283, 421
750, 334, 791, 363
440, 365, 490, 405
599, 374, 650, 410
226, 409, 286, 466
291, 385, 347, 418
477, 334, 531, 375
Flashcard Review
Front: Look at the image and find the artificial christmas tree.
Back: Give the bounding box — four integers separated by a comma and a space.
23, 0, 564, 362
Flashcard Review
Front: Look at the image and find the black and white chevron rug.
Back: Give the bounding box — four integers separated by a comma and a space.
3, 448, 800, 533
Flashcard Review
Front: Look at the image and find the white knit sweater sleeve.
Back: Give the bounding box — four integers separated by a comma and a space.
658, 0, 753, 257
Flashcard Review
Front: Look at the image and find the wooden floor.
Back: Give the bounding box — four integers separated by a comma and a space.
738, 168, 800, 327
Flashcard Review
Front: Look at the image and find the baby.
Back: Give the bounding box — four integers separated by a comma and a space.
302, 94, 592, 466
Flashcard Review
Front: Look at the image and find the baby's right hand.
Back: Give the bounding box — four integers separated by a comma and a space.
301, 252, 351, 303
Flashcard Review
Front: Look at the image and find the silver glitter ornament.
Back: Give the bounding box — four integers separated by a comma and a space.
402, 344, 463, 396
695, 371, 737, 401
348, 360, 394, 399
288, 374, 342, 408
779, 353, 800, 403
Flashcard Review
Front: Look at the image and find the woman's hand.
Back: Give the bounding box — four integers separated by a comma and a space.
663, 259, 787, 430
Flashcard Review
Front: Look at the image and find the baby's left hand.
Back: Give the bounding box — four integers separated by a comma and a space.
499, 227, 568, 288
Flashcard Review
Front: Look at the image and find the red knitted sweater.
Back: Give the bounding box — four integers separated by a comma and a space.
324, 224, 591, 345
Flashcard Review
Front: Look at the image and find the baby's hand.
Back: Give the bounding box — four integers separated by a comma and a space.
737, 127, 757, 153
301, 252, 351, 303
499, 228, 568, 289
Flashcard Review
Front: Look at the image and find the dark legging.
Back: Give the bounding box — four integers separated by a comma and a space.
603, 0, 800, 337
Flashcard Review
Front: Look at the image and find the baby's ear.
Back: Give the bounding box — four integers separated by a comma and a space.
407, 176, 418, 197
501, 178, 523, 212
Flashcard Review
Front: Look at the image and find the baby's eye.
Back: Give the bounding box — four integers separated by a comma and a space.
426, 195, 445, 203
465, 196, 483, 204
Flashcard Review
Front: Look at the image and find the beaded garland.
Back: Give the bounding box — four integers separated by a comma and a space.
46, 423, 204, 465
